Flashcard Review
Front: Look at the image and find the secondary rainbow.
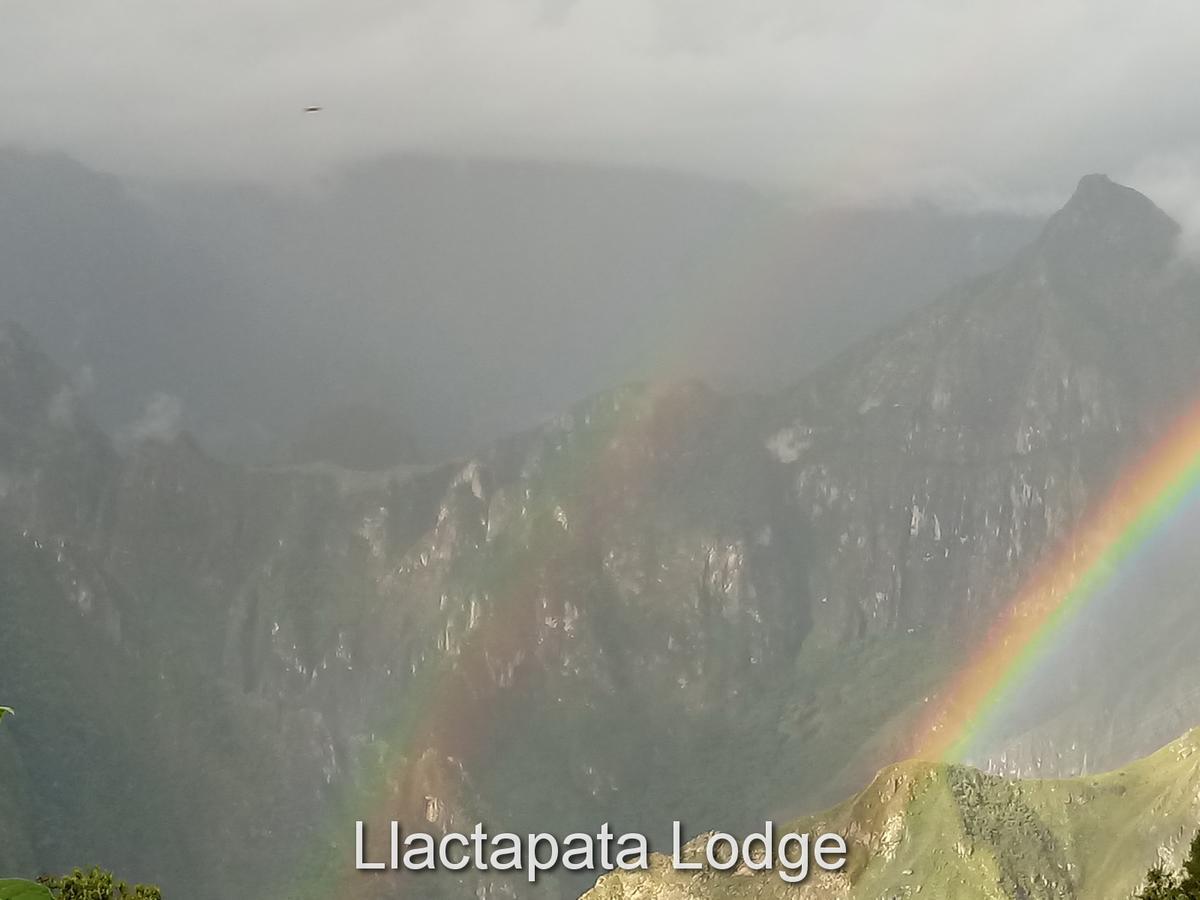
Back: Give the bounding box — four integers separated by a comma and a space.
915, 396, 1200, 763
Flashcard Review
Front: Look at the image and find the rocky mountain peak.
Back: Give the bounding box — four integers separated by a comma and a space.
1055, 173, 1173, 230
1033, 174, 1180, 292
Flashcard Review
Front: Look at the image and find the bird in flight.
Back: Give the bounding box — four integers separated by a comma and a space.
304, 106, 323, 113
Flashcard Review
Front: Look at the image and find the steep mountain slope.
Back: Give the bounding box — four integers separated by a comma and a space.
585, 727, 1200, 900
2, 175, 1199, 900
0, 332, 810, 897
777, 174, 1188, 649
763, 174, 1200, 790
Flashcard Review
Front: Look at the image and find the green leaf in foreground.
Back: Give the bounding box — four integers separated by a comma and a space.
0, 880, 54, 900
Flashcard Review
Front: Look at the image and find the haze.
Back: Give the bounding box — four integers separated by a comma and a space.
3, 1, 1200, 209
3, 1, 1200, 457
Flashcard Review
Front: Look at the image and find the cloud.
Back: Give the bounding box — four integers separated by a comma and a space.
1127, 149, 1200, 258
3, 1, 1200, 208
120, 392, 184, 446
47, 386, 77, 429
45, 365, 98, 429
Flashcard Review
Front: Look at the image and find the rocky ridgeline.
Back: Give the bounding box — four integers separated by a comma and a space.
3, 177, 1200, 899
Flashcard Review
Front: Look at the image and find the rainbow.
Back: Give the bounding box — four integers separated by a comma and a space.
915, 397, 1200, 763
284, 198, 838, 900
287, 382, 704, 900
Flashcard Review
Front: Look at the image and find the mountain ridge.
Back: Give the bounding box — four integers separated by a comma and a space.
584, 725, 1200, 899
2, 176, 1200, 899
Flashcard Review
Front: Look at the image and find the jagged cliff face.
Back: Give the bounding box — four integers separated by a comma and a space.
768, 175, 1200, 782
2, 176, 1200, 900
0, 342, 809, 897
778, 175, 1189, 644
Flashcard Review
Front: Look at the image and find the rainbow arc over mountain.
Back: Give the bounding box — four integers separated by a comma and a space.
915, 398, 1200, 763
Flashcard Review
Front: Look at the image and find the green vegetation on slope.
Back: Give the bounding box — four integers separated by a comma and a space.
586, 728, 1200, 899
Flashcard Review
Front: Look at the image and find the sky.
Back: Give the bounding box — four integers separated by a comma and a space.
6, 0, 1200, 458
5, 0, 1200, 213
